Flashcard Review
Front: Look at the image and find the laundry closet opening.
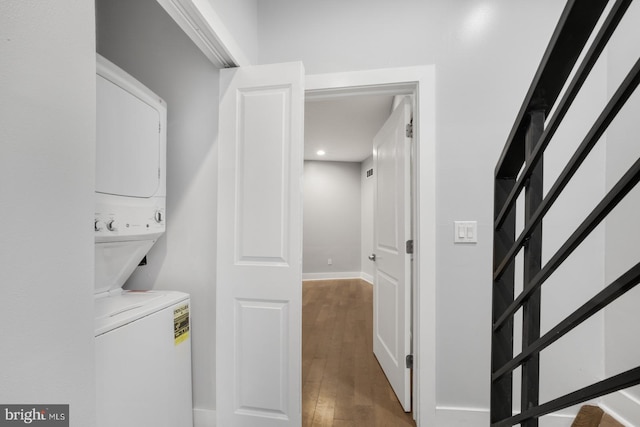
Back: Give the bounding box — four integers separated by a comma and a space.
301, 89, 416, 426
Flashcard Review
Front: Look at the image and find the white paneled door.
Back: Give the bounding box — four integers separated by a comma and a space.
217, 62, 304, 427
372, 97, 412, 411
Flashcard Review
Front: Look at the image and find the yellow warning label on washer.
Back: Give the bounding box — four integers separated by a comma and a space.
174, 304, 190, 345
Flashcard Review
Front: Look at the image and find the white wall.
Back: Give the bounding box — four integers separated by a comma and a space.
603, 1, 640, 424
303, 161, 362, 278
361, 156, 375, 283
536, 57, 608, 411
0, 2, 96, 425
96, 0, 220, 419
207, 0, 258, 65
257, 0, 567, 418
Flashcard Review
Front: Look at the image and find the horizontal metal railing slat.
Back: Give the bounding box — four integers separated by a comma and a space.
491, 366, 640, 427
492, 260, 640, 381
495, 0, 609, 179
493, 56, 640, 284
493, 0, 634, 230
494, 152, 640, 331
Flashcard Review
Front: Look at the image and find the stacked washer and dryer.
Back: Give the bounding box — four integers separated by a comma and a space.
94, 54, 193, 427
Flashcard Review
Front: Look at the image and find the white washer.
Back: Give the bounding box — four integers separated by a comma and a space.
94, 54, 193, 427
95, 290, 192, 427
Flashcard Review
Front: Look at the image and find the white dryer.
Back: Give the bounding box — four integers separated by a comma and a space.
94, 54, 193, 427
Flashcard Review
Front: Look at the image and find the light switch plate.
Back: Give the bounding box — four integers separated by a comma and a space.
454, 221, 478, 243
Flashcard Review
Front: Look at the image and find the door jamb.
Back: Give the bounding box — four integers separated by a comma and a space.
305, 66, 437, 427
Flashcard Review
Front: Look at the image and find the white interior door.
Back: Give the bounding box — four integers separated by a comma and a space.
372, 97, 412, 411
217, 62, 304, 427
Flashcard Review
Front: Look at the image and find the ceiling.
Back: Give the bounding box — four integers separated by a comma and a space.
304, 94, 395, 162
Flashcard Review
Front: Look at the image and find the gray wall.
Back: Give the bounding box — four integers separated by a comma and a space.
303, 161, 362, 277
96, 0, 220, 419
0, 1, 96, 425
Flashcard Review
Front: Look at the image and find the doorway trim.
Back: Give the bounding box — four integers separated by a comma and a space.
305, 66, 437, 427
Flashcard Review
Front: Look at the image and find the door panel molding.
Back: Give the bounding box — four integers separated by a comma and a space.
376, 269, 400, 364
234, 299, 289, 416
235, 85, 292, 265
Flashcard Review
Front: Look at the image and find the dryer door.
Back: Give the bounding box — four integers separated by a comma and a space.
96, 73, 161, 198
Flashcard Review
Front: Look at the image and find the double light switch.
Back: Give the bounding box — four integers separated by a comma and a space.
454, 221, 478, 243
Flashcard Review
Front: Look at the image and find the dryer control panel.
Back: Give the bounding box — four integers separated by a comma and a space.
95, 193, 165, 243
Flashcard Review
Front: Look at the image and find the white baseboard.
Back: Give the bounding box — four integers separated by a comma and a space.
360, 272, 373, 284
193, 408, 216, 427
435, 406, 489, 426
302, 272, 362, 281
434, 406, 574, 427
601, 390, 640, 427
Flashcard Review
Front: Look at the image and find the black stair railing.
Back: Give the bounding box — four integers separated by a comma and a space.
491, 0, 640, 425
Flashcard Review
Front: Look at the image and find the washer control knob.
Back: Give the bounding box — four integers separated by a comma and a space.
94, 220, 104, 232
154, 210, 163, 223
107, 219, 119, 231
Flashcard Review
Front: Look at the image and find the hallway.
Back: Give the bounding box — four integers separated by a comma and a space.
302, 279, 415, 426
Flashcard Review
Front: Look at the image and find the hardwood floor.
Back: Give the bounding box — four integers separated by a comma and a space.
302, 279, 415, 427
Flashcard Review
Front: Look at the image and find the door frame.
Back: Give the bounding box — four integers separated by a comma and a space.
153, 2, 437, 425
306, 66, 436, 427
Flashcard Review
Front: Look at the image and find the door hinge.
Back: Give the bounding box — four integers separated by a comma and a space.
406, 354, 414, 369
405, 120, 413, 138
406, 239, 414, 254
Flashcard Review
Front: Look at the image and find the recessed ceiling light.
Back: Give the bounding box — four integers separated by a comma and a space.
317, 150, 326, 156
